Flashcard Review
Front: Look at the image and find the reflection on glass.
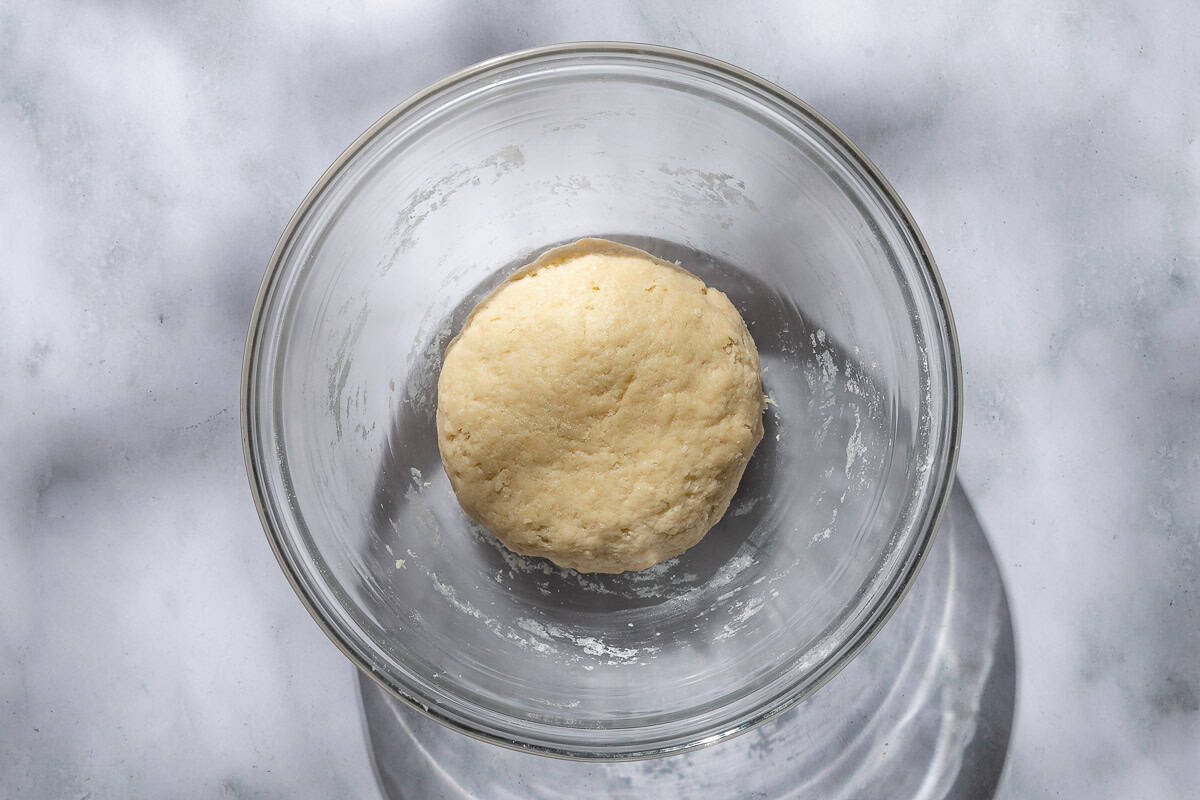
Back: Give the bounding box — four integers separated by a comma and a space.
361, 484, 1014, 800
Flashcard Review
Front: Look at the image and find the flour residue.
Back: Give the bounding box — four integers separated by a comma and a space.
430, 571, 560, 657
411, 525, 758, 666
797, 323, 889, 547
844, 409, 865, 478
715, 595, 767, 641
414, 554, 657, 664
517, 618, 651, 663
658, 165, 760, 212
384, 145, 525, 263
706, 552, 755, 593
812, 507, 838, 544
327, 304, 371, 439
730, 496, 762, 517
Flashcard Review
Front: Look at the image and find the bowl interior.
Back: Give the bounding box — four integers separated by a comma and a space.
244, 45, 959, 758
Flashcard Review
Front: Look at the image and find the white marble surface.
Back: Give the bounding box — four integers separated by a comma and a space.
2, 1, 1197, 797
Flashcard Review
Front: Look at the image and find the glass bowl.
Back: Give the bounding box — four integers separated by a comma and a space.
242, 43, 961, 760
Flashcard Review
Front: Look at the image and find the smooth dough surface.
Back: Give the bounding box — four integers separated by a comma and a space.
436, 239, 764, 573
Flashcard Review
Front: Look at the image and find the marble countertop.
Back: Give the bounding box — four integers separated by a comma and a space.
3, 2, 1197, 797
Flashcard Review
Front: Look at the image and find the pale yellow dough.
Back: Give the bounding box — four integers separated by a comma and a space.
436, 239, 764, 573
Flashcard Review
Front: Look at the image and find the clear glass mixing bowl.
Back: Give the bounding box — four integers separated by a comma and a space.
242, 43, 961, 759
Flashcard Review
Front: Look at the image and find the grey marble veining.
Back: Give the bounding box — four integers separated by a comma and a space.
2, 2, 1197, 797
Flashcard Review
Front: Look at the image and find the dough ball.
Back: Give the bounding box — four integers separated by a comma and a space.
436, 239, 764, 573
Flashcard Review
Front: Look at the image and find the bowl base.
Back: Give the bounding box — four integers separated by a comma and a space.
359, 483, 1013, 799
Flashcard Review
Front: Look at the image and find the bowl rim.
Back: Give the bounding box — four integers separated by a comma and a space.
241, 40, 963, 761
